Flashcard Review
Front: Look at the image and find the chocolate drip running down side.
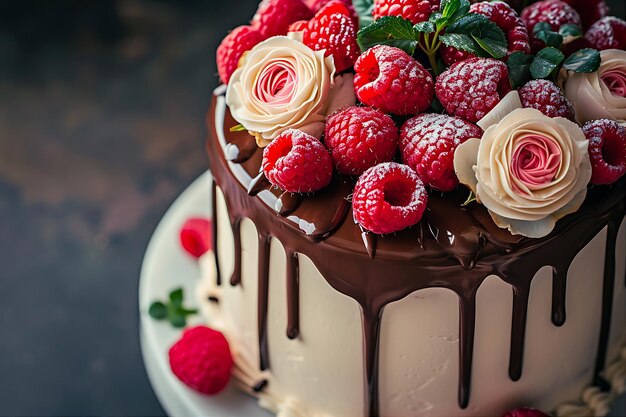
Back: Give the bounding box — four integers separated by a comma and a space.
207, 90, 626, 416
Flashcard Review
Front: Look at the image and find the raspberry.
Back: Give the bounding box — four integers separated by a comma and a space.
306, 0, 358, 25
169, 326, 233, 395
585, 17, 626, 51
583, 119, 626, 185
373, 0, 439, 25
288, 1, 360, 72
501, 408, 549, 417
519, 79, 575, 121
521, 0, 581, 51
399, 114, 483, 191
562, 0, 608, 30
262, 129, 333, 193
441, 1, 530, 66
324, 106, 399, 175
435, 57, 511, 123
354, 45, 434, 115
352, 162, 428, 235
251, 0, 313, 38
216, 26, 265, 85
180, 218, 212, 258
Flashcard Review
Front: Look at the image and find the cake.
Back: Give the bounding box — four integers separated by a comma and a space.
159, 1, 626, 416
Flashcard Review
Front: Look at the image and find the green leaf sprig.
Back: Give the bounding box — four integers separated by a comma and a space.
149, 287, 198, 328
356, 0, 508, 75
354, 0, 375, 29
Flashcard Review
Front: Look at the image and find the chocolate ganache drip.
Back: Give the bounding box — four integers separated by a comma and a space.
206, 89, 626, 416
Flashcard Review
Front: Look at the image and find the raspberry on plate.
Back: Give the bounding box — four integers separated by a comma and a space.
583, 119, 626, 185
180, 218, 212, 258
169, 326, 233, 395
288, 1, 360, 72
217, 25, 265, 85
373, 0, 439, 25
501, 408, 549, 417
562, 0, 608, 30
585, 17, 626, 51
519, 79, 575, 121
441, 1, 530, 66
435, 57, 511, 123
324, 106, 398, 175
251, 0, 313, 38
262, 129, 333, 193
352, 162, 428, 235
400, 114, 483, 191
521, 0, 581, 51
354, 45, 434, 116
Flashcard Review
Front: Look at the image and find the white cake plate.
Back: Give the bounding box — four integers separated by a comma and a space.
139, 170, 270, 417
140, 171, 626, 417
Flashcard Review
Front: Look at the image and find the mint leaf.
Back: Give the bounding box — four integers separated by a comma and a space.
440, 33, 486, 57
414, 21, 435, 33
149, 302, 167, 320
357, 16, 418, 54
559, 24, 582, 38
471, 21, 508, 58
168, 312, 186, 328
445, 14, 507, 58
439, 0, 470, 25
507, 51, 533, 89
563, 48, 601, 73
533, 22, 552, 34
530, 47, 565, 79
354, 0, 375, 28
169, 288, 184, 307
534, 30, 563, 49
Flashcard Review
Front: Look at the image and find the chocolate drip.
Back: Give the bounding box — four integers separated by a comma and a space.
286, 251, 300, 339
458, 289, 478, 409
258, 234, 272, 371
551, 266, 568, 326
230, 219, 242, 287
207, 92, 626, 415
275, 192, 303, 216
253, 379, 268, 393
211, 180, 222, 286
248, 172, 270, 196
361, 230, 377, 258
208, 295, 219, 304
593, 217, 620, 389
225, 136, 258, 163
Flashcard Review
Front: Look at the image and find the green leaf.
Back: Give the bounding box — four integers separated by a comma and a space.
445, 14, 507, 58
471, 21, 508, 58
357, 16, 418, 54
533, 22, 552, 34
440, 0, 470, 24
530, 47, 565, 79
229, 124, 246, 132
353, 0, 375, 28
534, 30, 563, 49
439, 33, 487, 57
414, 21, 435, 33
507, 51, 533, 89
169, 288, 184, 307
148, 302, 167, 320
168, 312, 186, 328
559, 24, 582, 38
563, 48, 601, 73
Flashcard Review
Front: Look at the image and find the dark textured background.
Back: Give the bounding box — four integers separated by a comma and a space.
0, 1, 624, 416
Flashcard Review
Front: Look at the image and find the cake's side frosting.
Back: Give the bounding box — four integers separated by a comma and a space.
206, 87, 626, 416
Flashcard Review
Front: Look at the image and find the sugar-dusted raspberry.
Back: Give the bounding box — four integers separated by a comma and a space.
519, 79, 575, 121
441, 1, 530, 66
562, 0, 608, 30
180, 218, 212, 258
435, 57, 511, 123
521, 0, 581, 49
501, 408, 549, 417
373, 0, 439, 25
169, 326, 233, 395
288, 1, 360, 72
306, 0, 358, 24
352, 162, 428, 235
217, 26, 265, 85
583, 119, 626, 185
262, 129, 333, 193
585, 17, 626, 51
354, 45, 434, 116
324, 106, 398, 175
251, 0, 313, 38
400, 114, 483, 191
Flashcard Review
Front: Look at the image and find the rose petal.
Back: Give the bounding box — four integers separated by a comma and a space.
477, 91, 523, 131
454, 138, 481, 194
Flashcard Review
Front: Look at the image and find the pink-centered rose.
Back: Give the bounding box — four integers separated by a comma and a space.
561, 49, 626, 125
225, 33, 355, 147
454, 93, 592, 238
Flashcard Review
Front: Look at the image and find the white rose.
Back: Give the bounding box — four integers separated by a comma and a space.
454, 92, 592, 238
562, 49, 626, 126
225, 33, 355, 147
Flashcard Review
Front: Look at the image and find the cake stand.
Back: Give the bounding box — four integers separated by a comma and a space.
139, 171, 626, 417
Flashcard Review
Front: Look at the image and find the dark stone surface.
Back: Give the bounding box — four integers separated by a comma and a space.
0, 1, 623, 416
